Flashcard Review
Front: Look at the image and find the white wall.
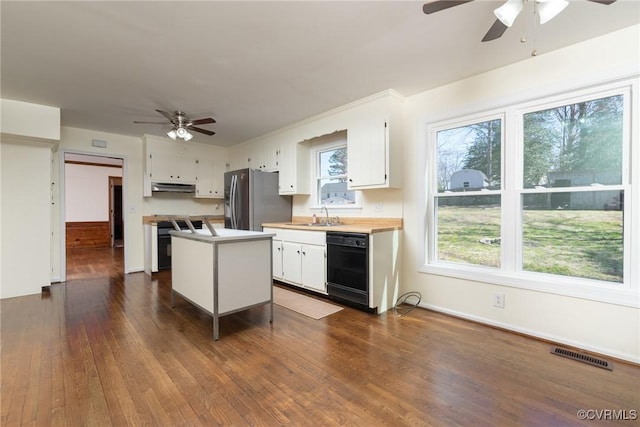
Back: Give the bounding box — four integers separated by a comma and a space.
53, 127, 221, 280
401, 25, 640, 363
1, 99, 60, 140
65, 163, 122, 222
53, 127, 144, 278
0, 99, 59, 299
0, 140, 52, 298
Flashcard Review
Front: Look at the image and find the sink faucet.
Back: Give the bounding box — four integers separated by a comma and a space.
321, 206, 329, 224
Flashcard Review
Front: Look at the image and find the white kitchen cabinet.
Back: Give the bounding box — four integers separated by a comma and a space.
300, 244, 326, 292
148, 150, 198, 183
228, 143, 251, 171
282, 241, 303, 284
253, 142, 281, 172
196, 148, 226, 199
368, 229, 402, 314
347, 118, 387, 188
143, 135, 200, 196
347, 92, 402, 190
272, 240, 284, 279
144, 223, 158, 274
278, 141, 310, 195
264, 228, 326, 293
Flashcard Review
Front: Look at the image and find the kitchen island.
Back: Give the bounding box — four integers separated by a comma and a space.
170, 228, 275, 340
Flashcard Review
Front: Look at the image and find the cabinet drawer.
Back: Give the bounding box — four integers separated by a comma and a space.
276, 229, 325, 246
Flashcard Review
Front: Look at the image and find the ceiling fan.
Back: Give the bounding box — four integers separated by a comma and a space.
423, 0, 617, 42
134, 110, 216, 141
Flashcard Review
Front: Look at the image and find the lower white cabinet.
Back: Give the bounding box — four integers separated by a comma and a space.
272, 240, 284, 280
282, 241, 303, 284
264, 228, 326, 293
300, 244, 326, 292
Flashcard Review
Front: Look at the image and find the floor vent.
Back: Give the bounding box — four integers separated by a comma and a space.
551, 347, 613, 371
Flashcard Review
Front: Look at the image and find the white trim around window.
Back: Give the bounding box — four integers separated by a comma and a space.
310, 137, 362, 212
418, 78, 639, 308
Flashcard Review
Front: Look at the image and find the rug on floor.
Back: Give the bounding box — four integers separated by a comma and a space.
273, 286, 343, 319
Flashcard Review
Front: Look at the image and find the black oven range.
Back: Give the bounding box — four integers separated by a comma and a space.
156, 220, 203, 270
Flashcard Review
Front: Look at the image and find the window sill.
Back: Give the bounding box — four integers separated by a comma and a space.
418, 263, 639, 308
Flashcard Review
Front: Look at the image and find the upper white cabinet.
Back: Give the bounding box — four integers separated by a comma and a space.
347, 118, 387, 188
278, 141, 310, 195
347, 92, 403, 190
143, 135, 228, 197
253, 142, 281, 172
148, 152, 197, 183
228, 143, 251, 171
196, 146, 227, 199
230, 142, 280, 172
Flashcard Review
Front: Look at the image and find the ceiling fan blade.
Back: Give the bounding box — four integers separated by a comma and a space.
133, 121, 169, 124
155, 109, 176, 123
482, 19, 509, 42
188, 126, 215, 136
587, 0, 616, 4
190, 117, 216, 126
423, 0, 474, 14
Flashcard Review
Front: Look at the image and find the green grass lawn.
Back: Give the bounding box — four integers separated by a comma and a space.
437, 206, 623, 283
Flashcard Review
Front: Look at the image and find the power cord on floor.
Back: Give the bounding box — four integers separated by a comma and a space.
392, 291, 421, 317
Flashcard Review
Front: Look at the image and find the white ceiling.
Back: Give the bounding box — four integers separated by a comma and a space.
2, 1, 639, 147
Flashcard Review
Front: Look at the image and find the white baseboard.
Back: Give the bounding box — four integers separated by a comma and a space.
418, 302, 639, 365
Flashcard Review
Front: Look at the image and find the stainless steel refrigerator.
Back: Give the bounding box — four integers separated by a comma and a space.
224, 168, 292, 231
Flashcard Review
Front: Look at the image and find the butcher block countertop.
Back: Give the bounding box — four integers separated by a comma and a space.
262, 217, 402, 234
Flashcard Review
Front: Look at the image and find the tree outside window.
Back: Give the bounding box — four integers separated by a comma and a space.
429, 90, 628, 284
317, 146, 356, 206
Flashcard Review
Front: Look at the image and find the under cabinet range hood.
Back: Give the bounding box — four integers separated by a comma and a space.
151, 182, 196, 194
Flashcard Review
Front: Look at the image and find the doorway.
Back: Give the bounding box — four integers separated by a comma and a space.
110, 176, 124, 247
63, 153, 124, 280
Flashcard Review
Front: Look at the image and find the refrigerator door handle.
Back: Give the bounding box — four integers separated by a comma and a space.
230, 175, 237, 229
233, 174, 241, 229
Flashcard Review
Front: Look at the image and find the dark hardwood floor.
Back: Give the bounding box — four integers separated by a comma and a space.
1, 248, 638, 426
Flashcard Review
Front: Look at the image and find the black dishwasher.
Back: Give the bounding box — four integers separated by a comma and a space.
326, 232, 370, 310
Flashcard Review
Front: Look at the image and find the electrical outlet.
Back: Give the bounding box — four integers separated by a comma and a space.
493, 292, 505, 308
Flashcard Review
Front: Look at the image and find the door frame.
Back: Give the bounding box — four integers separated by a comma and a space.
59, 150, 127, 282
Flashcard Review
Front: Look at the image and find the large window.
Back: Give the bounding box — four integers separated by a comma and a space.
520, 94, 625, 282
424, 83, 635, 302
435, 117, 503, 268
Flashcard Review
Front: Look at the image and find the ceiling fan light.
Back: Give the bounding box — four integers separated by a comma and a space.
183, 131, 193, 142
176, 127, 187, 138
167, 129, 177, 140
537, 0, 569, 25
494, 0, 524, 27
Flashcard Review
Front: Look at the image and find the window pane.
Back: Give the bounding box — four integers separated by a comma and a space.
436, 119, 501, 193
319, 147, 347, 178
317, 146, 355, 205
436, 195, 501, 267
522, 191, 623, 282
523, 95, 623, 188
319, 179, 355, 205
